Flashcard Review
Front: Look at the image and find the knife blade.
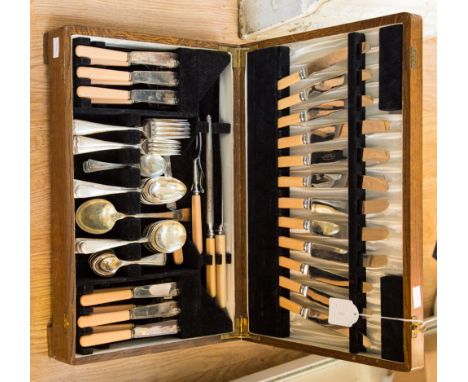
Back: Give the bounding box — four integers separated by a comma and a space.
79, 282, 179, 306
76, 67, 178, 87
205, 115, 217, 298
279, 217, 341, 237
278, 173, 346, 188
75, 45, 179, 68
77, 86, 178, 105
278, 256, 372, 292
79, 319, 179, 347
77, 301, 180, 328
277, 42, 370, 90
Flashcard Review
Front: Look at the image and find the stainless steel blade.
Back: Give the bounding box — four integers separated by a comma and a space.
131, 301, 180, 320
131, 71, 178, 86
129, 51, 179, 68
205, 115, 214, 234
133, 282, 179, 298
130, 89, 178, 105
133, 319, 179, 338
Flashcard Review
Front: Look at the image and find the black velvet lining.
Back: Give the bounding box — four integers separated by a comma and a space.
380, 276, 404, 361
247, 47, 290, 337
347, 32, 368, 354
72, 38, 233, 354
379, 25, 403, 111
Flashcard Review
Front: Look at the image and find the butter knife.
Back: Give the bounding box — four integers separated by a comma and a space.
77, 301, 180, 328
75, 45, 179, 68
80, 282, 179, 306
77, 67, 178, 87
77, 86, 178, 105
79, 319, 179, 347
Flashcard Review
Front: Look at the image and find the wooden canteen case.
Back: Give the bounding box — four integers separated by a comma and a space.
45, 12, 423, 371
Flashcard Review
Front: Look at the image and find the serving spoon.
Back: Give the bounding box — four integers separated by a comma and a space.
89, 251, 167, 277
75, 220, 187, 254
76, 198, 190, 234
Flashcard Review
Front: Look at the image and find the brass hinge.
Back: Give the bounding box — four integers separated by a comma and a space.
219, 45, 259, 68
221, 316, 254, 340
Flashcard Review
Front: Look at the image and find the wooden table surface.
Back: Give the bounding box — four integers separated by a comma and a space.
30, 1, 437, 380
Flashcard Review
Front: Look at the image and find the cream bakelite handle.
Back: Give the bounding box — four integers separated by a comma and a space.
77, 310, 131, 328
278, 236, 305, 252
362, 226, 389, 241
278, 197, 305, 210
362, 120, 390, 134
206, 237, 217, 298
278, 135, 304, 150
279, 276, 302, 294
279, 296, 302, 315
79, 329, 133, 347
76, 67, 132, 85
191, 194, 203, 254
75, 45, 129, 67
80, 289, 133, 306
362, 175, 389, 192
278, 93, 303, 110
279, 256, 303, 272
362, 199, 389, 214
278, 176, 304, 188
278, 155, 304, 168
277, 72, 302, 91
215, 234, 227, 308
278, 113, 301, 129
278, 216, 305, 230
173, 249, 184, 265
90, 323, 134, 333
77, 86, 132, 104
362, 148, 390, 164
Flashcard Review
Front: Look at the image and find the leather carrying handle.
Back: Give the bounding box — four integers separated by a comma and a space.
75, 45, 129, 66
191, 194, 203, 254
79, 329, 133, 347
278, 113, 301, 129
80, 289, 133, 306
279, 236, 305, 252
278, 216, 305, 230
77, 86, 132, 104
278, 176, 304, 188
76, 66, 132, 85
77, 310, 131, 328
215, 234, 227, 308
279, 256, 303, 272
206, 237, 217, 298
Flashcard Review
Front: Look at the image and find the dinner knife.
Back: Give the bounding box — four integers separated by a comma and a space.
77, 301, 180, 328
76, 67, 178, 87
80, 282, 179, 306
205, 115, 217, 298
79, 319, 179, 347
278, 196, 390, 215
277, 148, 390, 168
77, 86, 178, 105
279, 256, 372, 293
279, 276, 330, 306
75, 45, 179, 68
279, 296, 372, 348
277, 42, 370, 90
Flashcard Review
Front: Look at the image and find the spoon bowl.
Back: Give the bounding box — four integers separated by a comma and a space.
144, 220, 187, 253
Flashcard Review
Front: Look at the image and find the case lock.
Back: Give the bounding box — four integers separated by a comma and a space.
410, 316, 426, 338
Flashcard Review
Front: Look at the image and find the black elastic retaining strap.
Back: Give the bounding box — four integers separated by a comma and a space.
348, 32, 368, 354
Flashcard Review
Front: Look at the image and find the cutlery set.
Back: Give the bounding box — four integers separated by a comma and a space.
78, 281, 180, 347
48, 18, 423, 366
75, 45, 179, 105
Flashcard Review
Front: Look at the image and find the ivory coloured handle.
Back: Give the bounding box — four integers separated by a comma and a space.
278, 236, 305, 252
277, 135, 304, 149
279, 276, 302, 294
278, 155, 305, 168
215, 234, 227, 308
362, 199, 389, 214
75, 45, 129, 66
80, 289, 133, 306
77, 310, 131, 328
362, 175, 389, 192
278, 93, 302, 110
278, 176, 304, 188
307, 289, 329, 306
191, 194, 203, 254
278, 216, 305, 230
79, 329, 133, 347
77, 86, 131, 103
362, 120, 390, 134
277, 72, 301, 91
362, 148, 390, 164
206, 237, 217, 298
278, 197, 305, 210
279, 296, 302, 315
278, 113, 301, 129
278, 256, 303, 272
76, 67, 132, 85
362, 226, 389, 241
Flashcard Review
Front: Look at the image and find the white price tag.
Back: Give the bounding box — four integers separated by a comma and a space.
328, 298, 360, 327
